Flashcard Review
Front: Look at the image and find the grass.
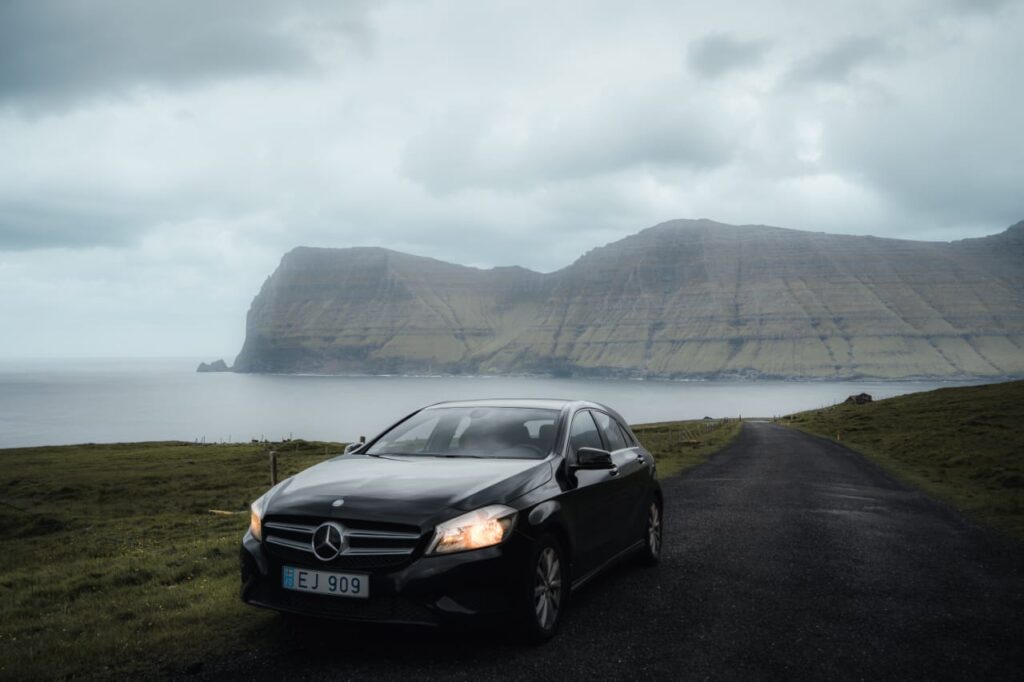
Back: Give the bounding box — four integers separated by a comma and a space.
781, 380, 1024, 540
0, 439, 343, 680
633, 418, 743, 478
0, 423, 740, 680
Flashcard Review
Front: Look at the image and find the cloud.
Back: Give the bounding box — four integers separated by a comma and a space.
0, 0, 371, 112
943, 0, 1016, 15
401, 91, 735, 195
784, 36, 900, 85
822, 28, 1024, 229
0, 198, 147, 250
688, 33, 769, 78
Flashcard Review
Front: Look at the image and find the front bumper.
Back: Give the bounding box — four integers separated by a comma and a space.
239, 529, 530, 627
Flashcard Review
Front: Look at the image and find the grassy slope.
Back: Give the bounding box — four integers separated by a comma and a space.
0, 422, 738, 679
0, 440, 342, 680
782, 380, 1024, 540
633, 419, 743, 479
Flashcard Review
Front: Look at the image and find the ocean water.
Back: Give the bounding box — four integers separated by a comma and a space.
0, 358, 984, 448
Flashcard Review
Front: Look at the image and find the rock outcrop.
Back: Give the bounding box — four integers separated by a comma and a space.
232, 219, 1024, 379
196, 359, 230, 373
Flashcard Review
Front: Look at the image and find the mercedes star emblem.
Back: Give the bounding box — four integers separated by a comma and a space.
311, 521, 346, 561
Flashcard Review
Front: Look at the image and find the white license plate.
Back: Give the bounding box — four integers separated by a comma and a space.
281, 565, 369, 599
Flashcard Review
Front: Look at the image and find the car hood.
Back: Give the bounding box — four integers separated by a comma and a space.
265, 454, 553, 530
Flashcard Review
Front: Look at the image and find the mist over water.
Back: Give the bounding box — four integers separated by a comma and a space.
0, 358, 984, 448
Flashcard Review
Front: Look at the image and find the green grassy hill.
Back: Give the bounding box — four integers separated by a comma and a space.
782, 380, 1024, 540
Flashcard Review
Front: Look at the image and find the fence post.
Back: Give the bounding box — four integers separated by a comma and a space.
270, 450, 278, 485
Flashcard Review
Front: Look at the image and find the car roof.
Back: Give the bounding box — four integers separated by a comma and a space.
422, 398, 622, 418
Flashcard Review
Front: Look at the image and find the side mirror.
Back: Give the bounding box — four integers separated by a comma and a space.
574, 447, 614, 470
343, 442, 362, 454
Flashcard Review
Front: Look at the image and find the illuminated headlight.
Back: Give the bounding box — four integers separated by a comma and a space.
249, 493, 266, 541
427, 505, 518, 555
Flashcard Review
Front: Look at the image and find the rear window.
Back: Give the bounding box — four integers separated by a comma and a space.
366, 407, 559, 459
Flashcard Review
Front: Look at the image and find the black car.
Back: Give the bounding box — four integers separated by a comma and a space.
240, 399, 663, 640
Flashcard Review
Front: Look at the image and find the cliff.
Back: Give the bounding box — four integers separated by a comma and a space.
233, 219, 1024, 379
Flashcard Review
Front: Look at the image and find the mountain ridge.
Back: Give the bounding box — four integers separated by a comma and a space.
233, 219, 1024, 379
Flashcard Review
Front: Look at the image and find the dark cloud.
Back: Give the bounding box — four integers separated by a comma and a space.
826, 88, 1024, 228
785, 36, 899, 84
0, 0, 369, 111
944, 0, 1016, 14
687, 33, 769, 78
0, 198, 147, 250
817, 22, 1024, 231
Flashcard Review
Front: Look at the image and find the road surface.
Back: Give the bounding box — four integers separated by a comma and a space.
198, 423, 1024, 681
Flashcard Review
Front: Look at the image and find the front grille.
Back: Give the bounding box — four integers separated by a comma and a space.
262, 516, 424, 570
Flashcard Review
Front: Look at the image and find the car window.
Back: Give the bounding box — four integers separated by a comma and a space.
452, 415, 472, 444
375, 413, 440, 453
366, 407, 559, 459
568, 411, 604, 454
593, 411, 628, 451
524, 419, 550, 439
617, 422, 636, 447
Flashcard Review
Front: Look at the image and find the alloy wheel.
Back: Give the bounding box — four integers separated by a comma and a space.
533, 546, 562, 630
647, 501, 662, 558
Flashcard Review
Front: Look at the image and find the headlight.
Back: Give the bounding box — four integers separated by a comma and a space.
427, 505, 518, 555
249, 493, 266, 541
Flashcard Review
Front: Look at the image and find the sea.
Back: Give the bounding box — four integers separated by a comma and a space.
0, 358, 985, 448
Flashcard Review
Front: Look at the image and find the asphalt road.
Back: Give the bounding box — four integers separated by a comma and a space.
200, 423, 1024, 681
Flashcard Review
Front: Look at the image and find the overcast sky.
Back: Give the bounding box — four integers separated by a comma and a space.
1, 0, 1022, 359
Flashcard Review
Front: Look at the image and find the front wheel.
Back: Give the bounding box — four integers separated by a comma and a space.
639, 498, 662, 565
519, 534, 566, 642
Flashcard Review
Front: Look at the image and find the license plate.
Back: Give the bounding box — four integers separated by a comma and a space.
281, 565, 369, 599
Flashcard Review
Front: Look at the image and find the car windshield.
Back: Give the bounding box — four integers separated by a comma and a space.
365, 407, 560, 459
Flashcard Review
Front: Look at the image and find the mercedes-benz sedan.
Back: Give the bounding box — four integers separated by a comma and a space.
240, 399, 663, 640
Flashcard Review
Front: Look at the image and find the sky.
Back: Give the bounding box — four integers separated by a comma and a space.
1, 0, 1022, 359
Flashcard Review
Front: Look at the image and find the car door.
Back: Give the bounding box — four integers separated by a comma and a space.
559, 409, 624, 577
592, 410, 652, 551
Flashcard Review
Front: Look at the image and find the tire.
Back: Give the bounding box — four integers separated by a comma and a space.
518, 533, 567, 642
639, 498, 663, 566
